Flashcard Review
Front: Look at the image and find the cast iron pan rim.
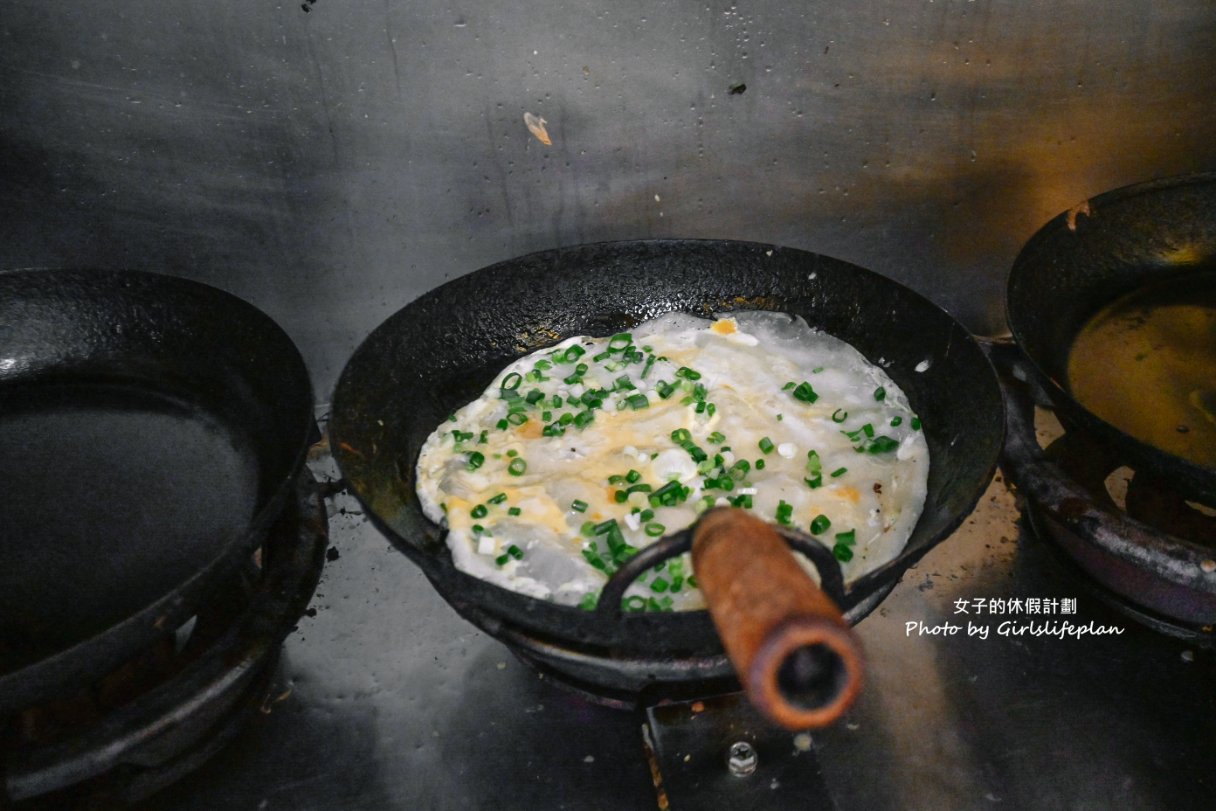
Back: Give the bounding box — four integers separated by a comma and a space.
0, 267, 317, 713
1004, 172, 1216, 502
332, 238, 1005, 655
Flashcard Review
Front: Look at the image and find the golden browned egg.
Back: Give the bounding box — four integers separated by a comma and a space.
416, 311, 929, 613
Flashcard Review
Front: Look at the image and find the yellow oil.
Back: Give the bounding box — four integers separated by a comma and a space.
1066, 271, 1216, 468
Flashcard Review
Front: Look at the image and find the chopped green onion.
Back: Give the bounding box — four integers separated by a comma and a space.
776, 500, 793, 525
755, 458, 766, 470
707, 431, 726, 444
508, 458, 527, 476
571, 499, 588, 513
650, 577, 670, 593
579, 593, 599, 611
810, 514, 831, 535
792, 381, 819, 403
911, 416, 922, 431
640, 509, 655, 522
831, 408, 848, 423
806, 449, 822, 476
593, 519, 618, 535
573, 410, 595, 429
507, 411, 528, 426
495, 553, 511, 566
501, 372, 522, 391
657, 381, 677, 399
626, 393, 650, 410
507, 544, 524, 560
836, 529, 856, 545
890, 416, 903, 427
833, 544, 854, 562
508, 506, 522, 516
471, 504, 488, 519
615, 375, 635, 391
645, 522, 666, 537
466, 451, 485, 470
805, 476, 823, 490
608, 332, 633, 350
562, 345, 586, 363
759, 437, 775, 454
641, 355, 656, 378
830, 466, 848, 478
525, 389, 545, 404
496, 419, 509, 430
614, 490, 628, 503
488, 492, 508, 504
782, 381, 796, 391
874, 386, 886, 401
506, 449, 518, 457
581, 521, 597, 536
675, 366, 701, 380
626, 469, 642, 483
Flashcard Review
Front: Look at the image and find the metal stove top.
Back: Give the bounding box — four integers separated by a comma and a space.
141, 441, 1216, 811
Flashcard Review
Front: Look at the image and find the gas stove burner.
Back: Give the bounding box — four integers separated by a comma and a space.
997, 351, 1216, 643
1, 470, 328, 808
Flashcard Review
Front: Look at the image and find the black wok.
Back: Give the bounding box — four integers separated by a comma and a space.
1007, 171, 1216, 505
0, 269, 315, 713
330, 239, 1004, 687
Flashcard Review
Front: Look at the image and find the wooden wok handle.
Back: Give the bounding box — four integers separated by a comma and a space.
691, 508, 864, 730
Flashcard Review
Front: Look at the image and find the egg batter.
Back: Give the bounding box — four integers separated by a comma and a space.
415, 311, 929, 612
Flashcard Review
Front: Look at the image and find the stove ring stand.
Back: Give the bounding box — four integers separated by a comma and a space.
1, 469, 328, 808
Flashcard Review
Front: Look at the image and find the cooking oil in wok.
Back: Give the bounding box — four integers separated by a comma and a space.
1066, 270, 1216, 468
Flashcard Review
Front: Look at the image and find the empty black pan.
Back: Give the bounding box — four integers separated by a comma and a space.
330, 239, 1004, 718
0, 269, 314, 713
1007, 172, 1216, 505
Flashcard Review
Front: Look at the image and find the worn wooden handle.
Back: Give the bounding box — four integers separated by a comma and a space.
691, 508, 864, 730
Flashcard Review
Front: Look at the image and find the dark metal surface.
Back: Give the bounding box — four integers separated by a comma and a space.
0, 269, 315, 713
4, 469, 329, 806
329, 239, 1004, 695
993, 343, 1216, 631
1006, 171, 1216, 504
136, 447, 1216, 811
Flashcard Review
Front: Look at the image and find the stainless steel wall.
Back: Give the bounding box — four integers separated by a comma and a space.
3, 0, 1214, 398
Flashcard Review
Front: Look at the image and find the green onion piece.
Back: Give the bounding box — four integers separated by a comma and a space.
593, 519, 618, 535
831, 408, 848, 423
488, 492, 508, 504
641, 355, 656, 378
645, 522, 666, 537
496, 419, 509, 430
592, 350, 611, 362
626, 393, 650, 410
501, 372, 522, 391
833, 544, 854, 562
782, 381, 796, 391
508, 458, 527, 476
865, 436, 900, 454
687, 575, 699, 588
890, 415, 903, 427
675, 366, 701, 380
466, 451, 485, 470
552, 394, 563, 407
806, 449, 822, 476
542, 410, 552, 421
707, 431, 726, 444
615, 375, 635, 391
671, 428, 692, 444
508, 544, 524, 560
495, 553, 510, 566
776, 500, 793, 525
559, 412, 575, 425
911, 416, 922, 431
874, 386, 887, 401
526, 389, 545, 404
759, 437, 775, 454
581, 521, 597, 536
471, 504, 488, 519
506, 449, 518, 457
706, 403, 716, 417
608, 474, 627, 485
625, 469, 641, 483
792, 381, 819, 403
650, 577, 669, 593
582, 547, 607, 571
623, 596, 647, 612
608, 332, 633, 350
562, 345, 586, 363
626, 483, 652, 494
563, 373, 582, 385
575, 362, 589, 375
579, 593, 599, 611
830, 466, 848, 478
571, 499, 588, 513
805, 476, 823, 490
534, 359, 552, 371
447, 413, 457, 423
471, 524, 486, 536
810, 514, 831, 534
507, 411, 528, 426
657, 381, 676, 399
755, 458, 766, 470
508, 506, 522, 516
614, 490, 628, 503
573, 410, 595, 429
863, 423, 875, 438
731, 493, 754, 509
836, 529, 857, 545
640, 509, 655, 522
